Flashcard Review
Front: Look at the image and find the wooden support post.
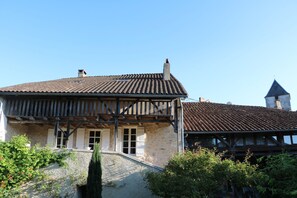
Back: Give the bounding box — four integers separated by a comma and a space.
114, 98, 120, 151
65, 120, 71, 148
16, 117, 23, 121
54, 118, 59, 137
114, 118, 118, 151
174, 100, 178, 133
215, 134, 231, 148
68, 121, 83, 136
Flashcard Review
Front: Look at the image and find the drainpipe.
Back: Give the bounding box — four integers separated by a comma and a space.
180, 100, 185, 153
175, 98, 184, 153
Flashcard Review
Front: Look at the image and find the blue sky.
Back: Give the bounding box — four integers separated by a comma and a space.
1, 1, 297, 109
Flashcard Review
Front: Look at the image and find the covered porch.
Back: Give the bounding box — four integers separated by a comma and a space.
4, 96, 184, 166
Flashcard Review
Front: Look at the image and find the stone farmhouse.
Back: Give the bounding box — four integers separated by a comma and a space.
0, 62, 296, 165
0, 59, 187, 167
2, 61, 297, 197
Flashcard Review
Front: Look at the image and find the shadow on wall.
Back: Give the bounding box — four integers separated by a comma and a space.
102, 171, 157, 198
77, 185, 87, 198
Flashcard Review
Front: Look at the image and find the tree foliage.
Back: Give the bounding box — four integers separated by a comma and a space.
0, 135, 71, 197
257, 153, 297, 198
146, 149, 260, 198
87, 143, 102, 198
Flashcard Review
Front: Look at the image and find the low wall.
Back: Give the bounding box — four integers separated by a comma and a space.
21, 150, 161, 198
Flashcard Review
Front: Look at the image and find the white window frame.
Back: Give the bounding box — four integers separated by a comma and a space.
56, 130, 67, 148
122, 128, 137, 155
87, 129, 101, 150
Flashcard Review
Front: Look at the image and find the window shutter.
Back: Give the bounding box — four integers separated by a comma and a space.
67, 133, 74, 149
136, 127, 145, 157
76, 128, 85, 149
47, 129, 56, 148
116, 128, 122, 152
101, 129, 110, 151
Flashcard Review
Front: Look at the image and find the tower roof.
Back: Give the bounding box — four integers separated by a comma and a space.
265, 80, 289, 98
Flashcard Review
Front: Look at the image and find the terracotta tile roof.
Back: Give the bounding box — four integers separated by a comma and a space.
183, 102, 297, 133
0, 73, 187, 98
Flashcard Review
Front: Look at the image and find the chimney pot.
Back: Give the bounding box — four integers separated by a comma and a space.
78, 69, 87, 77
163, 58, 170, 80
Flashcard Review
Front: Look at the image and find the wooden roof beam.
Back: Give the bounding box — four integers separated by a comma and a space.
16, 116, 23, 121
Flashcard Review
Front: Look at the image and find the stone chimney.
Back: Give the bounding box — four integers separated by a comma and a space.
78, 69, 87, 77
163, 58, 170, 80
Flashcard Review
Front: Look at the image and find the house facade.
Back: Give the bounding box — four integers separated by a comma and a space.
183, 102, 297, 158
0, 60, 187, 167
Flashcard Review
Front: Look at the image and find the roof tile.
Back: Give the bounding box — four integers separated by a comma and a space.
183, 102, 297, 132
0, 73, 188, 97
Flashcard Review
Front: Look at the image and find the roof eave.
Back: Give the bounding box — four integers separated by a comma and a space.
265, 93, 290, 98
0, 92, 188, 99
185, 129, 297, 134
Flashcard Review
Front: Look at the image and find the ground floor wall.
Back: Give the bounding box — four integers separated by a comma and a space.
4, 124, 28, 141
144, 123, 178, 166
6, 122, 179, 167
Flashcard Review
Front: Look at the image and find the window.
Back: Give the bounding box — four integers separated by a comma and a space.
292, 135, 297, 144
56, 130, 67, 148
267, 136, 278, 146
256, 136, 266, 145
245, 136, 254, 145
284, 135, 291, 145
216, 138, 222, 147
281, 134, 297, 145
236, 137, 244, 146
216, 136, 228, 148
123, 128, 136, 155
89, 130, 101, 150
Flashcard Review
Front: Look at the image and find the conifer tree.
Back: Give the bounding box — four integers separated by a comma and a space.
87, 143, 102, 198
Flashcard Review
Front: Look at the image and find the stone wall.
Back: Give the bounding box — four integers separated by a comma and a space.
265, 95, 291, 111
4, 123, 50, 147
5, 123, 28, 141
144, 123, 177, 167
21, 151, 160, 198
279, 95, 291, 111
26, 125, 50, 146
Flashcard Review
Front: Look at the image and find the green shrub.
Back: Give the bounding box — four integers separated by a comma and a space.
257, 153, 297, 198
146, 148, 260, 198
0, 135, 71, 197
87, 143, 102, 198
